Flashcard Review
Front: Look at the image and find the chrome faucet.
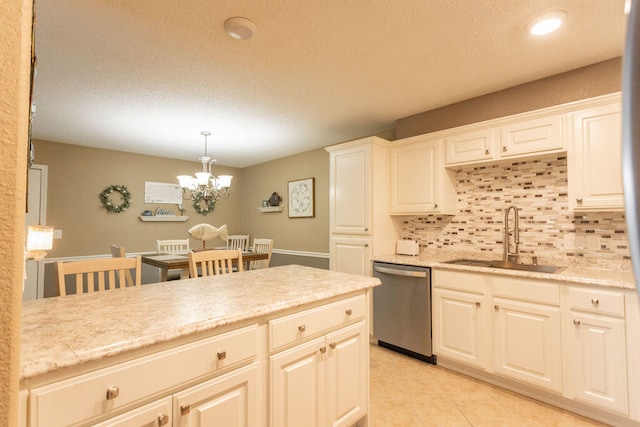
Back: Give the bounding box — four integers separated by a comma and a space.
503, 205, 520, 263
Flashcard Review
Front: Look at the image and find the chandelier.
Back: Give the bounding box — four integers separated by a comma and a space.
177, 131, 233, 201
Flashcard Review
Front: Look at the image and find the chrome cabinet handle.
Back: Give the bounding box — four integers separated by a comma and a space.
180, 403, 191, 415
346, 309, 353, 316
573, 319, 581, 325
106, 386, 119, 400
475, 301, 481, 307
158, 414, 169, 426
217, 351, 227, 361
591, 298, 599, 305
319, 346, 327, 354
329, 342, 337, 349
298, 324, 306, 332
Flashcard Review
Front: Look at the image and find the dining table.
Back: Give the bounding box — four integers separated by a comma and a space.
141, 250, 269, 281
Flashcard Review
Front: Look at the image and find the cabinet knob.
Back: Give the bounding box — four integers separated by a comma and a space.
577, 198, 583, 203
329, 342, 337, 349
502, 146, 507, 152
475, 301, 481, 307
364, 227, 369, 232
494, 304, 500, 311
591, 298, 599, 305
106, 386, 120, 400
217, 351, 227, 361
319, 346, 327, 354
434, 203, 438, 208
157, 414, 170, 426
485, 149, 490, 155
573, 319, 581, 325
345, 308, 353, 316
180, 403, 191, 415
298, 324, 306, 332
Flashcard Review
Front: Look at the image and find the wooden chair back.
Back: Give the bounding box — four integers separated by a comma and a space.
57, 256, 141, 296
157, 239, 190, 254
189, 249, 243, 277
226, 235, 250, 251
250, 238, 274, 270
110, 244, 135, 287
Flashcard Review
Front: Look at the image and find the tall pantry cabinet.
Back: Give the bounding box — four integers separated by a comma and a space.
326, 137, 397, 276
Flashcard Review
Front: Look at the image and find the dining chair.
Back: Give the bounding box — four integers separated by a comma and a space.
226, 235, 250, 251
189, 249, 243, 277
250, 238, 274, 270
110, 244, 135, 287
57, 256, 141, 296
157, 239, 190, 254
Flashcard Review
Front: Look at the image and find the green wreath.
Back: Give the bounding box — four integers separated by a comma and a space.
100, 185, 131, 213
193, 193, 216, 215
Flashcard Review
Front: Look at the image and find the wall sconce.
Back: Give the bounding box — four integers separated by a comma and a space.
25, 225, 54, 261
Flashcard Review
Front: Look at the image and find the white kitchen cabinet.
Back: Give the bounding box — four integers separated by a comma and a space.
173, 363, 258, 426
326, 137, 397, 274
492, 298, 562, 392
432, 287, 486, 369
92, 396, 172, 427
568, 287, 628, 414
444, 114, 564, 167
270, 322, 367, 427
568, 100, 624, 211
330, 237, 372, 276
390, 136, 456, 215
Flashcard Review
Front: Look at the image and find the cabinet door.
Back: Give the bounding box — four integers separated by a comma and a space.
570, 312, 628, 414
326, 322, 367, 427
568, 103, 623, 211
330, 237, 372, 276
330, 145, 371, 235
432, 288, 486, 368
492, 299, 562, 392
92, 396, 172, 427
390, 140, 438, 213
173, 363, 258, 427
270, 337, 327, 427
500, 115, 563, 158
445, 128, 496, 165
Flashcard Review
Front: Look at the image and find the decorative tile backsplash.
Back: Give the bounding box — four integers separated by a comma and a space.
395, 154, 630, 269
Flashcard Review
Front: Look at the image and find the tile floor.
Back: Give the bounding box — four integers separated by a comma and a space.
369, 344, 610, 427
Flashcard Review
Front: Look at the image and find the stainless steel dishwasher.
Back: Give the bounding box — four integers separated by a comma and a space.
372, 261, 436, 364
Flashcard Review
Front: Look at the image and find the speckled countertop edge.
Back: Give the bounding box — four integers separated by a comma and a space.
20, 265, 380, 381
373, 254, 636, 290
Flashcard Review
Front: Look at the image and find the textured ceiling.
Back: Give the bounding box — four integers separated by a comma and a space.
32, 0, 627, 168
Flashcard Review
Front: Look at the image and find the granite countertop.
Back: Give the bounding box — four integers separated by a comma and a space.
20, 265, 380, 381
373, 254, 636, 290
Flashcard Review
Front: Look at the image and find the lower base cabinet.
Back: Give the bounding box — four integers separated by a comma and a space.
270, 321, 367, 427
492, 298, 562, 393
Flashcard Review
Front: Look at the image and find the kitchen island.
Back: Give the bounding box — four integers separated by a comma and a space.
20, 265, 379, 427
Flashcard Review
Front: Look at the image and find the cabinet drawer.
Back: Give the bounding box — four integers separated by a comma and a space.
269, 295, 366, 352
493, 277, 559, 306
30, 324, 257, 427
432, 269, 486, 294
92, 396, 172, 426
569, 287, 625, 317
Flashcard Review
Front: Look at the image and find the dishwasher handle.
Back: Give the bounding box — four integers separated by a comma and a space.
373, 265, 428, 278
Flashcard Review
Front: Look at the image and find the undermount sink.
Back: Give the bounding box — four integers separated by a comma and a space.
443, 259, 562, 274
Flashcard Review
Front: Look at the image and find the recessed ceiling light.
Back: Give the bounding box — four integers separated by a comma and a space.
224, 17, 257, 40
528, 11, 567, 36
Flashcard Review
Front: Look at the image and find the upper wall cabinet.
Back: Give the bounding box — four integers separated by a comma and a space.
568, 99, 623, 212
445, 114, 564, 167
390, 136, 456, 215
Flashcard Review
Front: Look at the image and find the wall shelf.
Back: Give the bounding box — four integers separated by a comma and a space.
258, 206, 284, 213
139, 216, 189, 222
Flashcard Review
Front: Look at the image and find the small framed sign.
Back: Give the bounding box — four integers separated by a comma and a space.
288, 177, 315, 218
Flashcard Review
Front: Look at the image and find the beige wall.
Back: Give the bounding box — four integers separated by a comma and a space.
240, 148, 330, 253
34, 139, 242, 257
395, 58, 622, 139
1, 0, 31, 423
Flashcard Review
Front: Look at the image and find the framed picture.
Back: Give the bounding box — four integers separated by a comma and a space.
288, 177, 315, 218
